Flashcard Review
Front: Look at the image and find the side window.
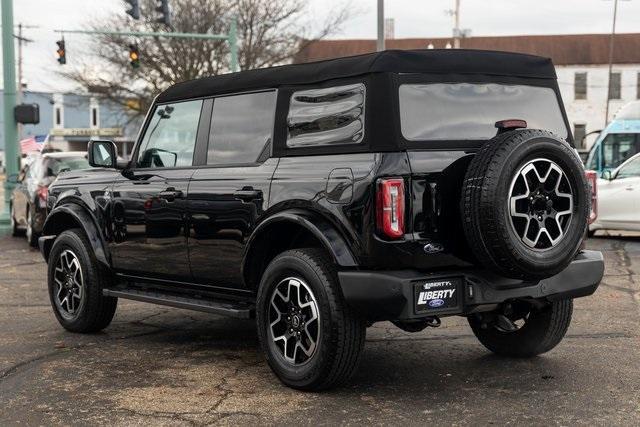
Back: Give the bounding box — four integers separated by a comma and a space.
208, 91, 276, 165
137, 100, 203, 168
573, 123, 586, 149
574, 72, 587, 100
617, 157, 640, 179
287, 83, 365, 148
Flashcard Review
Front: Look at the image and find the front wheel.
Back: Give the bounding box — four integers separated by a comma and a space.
10, 202, 23, 237
26, 205, 39, 247
256, 248, 366, 391
48, 228, 118, 333
468, 299, 573, 358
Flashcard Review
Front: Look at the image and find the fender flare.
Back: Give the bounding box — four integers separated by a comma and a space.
40, 203, 110, 267
242, 209, 358, 286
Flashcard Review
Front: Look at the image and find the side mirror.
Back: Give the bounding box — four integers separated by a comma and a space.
6, 173, 19, 184
88, 140, 118, 168
601, 170, 613, 180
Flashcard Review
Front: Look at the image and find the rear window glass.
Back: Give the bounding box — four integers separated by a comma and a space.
399, 83, 568, 141
287, 83, 365, 148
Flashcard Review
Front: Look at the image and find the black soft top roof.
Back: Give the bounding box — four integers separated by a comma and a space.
157, 49, 556, 103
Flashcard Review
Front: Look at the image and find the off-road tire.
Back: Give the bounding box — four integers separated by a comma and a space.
256, 248, 366, 391
462, 129, 589, 280
468, 299, 573, 357
48, 228, 118, 333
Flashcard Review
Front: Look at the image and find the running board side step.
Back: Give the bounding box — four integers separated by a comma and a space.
103, 288, 254, 319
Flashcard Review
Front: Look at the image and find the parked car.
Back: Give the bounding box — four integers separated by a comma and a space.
37, 50, 603, 391
584, 101, 640, 174
589, 152, 640, 235
9, 151, 89, 246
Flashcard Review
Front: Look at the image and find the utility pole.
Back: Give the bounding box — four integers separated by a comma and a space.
15, 23, 34, 141
453, 0, 461, 48
604, 0, 631, 125
376, 0, 384, 52
1, 0, 18, 232
604, 0, 618, 125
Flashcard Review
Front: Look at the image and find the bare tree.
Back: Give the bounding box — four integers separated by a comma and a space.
61, 0, 351, 117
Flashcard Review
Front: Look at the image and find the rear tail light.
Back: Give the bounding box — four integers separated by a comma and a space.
585, 170, 597, 224
376, 178, 405, 239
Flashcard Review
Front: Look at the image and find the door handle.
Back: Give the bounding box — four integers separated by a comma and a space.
233, 188, 262, 201
625, 187, 634, 191
158, 187, 183, 202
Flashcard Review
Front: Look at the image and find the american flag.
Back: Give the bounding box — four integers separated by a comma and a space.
20, 134, 48, 154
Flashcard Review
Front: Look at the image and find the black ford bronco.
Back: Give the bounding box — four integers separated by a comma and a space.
39, 49, 604, 390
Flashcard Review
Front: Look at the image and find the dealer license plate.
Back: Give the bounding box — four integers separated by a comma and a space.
414, 278, 462, 313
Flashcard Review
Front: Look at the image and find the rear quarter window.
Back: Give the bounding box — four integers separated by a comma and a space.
287, 83, 365, 148
399, 83, 568, 141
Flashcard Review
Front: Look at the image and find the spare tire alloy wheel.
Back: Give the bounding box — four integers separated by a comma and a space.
509, 158, 573, 250
53, 249, 85, 320
269, 277, 320, 365
462, 129, 589, 280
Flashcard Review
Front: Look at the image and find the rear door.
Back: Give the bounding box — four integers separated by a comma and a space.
188, 90, 278, 289
109, 99, 207, 280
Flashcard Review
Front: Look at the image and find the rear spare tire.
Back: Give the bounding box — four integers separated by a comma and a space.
461, 129, 589, 280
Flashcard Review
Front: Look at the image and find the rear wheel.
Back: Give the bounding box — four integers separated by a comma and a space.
256, 248, 366, 390
48, 228, 118, 333
468, 299, 573, 357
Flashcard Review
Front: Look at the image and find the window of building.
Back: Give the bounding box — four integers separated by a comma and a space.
608, 72, 621, 100
136, 100, 203, 168
207, 91, 276, 165
54, 106, 63, 127
574, 72, 587, 100
287, 83, 366, 148
573, 123, 586, 149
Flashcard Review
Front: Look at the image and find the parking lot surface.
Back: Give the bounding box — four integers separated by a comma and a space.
1, 235, 639, 425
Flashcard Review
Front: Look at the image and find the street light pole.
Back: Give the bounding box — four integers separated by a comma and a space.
376, 0, 384, 52
1, 0, 18, 232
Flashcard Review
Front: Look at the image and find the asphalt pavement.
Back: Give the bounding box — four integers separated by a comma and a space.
0, 235, 639, 425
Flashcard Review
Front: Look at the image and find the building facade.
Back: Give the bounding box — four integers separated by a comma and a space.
295, 33, 640, 151
0, 90, 142, 159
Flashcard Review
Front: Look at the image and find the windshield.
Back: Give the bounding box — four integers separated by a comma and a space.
43, 156, 90, 177
399, 83, 568, 141
615, 102, 640, 120
587, 133, 640, 171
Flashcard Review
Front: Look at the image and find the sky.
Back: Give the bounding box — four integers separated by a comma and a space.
3, 0, 640, 92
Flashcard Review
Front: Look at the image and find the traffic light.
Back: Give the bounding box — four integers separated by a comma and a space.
129, 44, 140, 68
155, 0, 171, 26
56, 39, 66, 65
125, 0, 140, 20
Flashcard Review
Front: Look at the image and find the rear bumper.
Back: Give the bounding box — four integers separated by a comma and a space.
338, 250, 604, 321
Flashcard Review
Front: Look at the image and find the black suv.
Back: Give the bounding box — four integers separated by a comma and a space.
39, 50, 604, 391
